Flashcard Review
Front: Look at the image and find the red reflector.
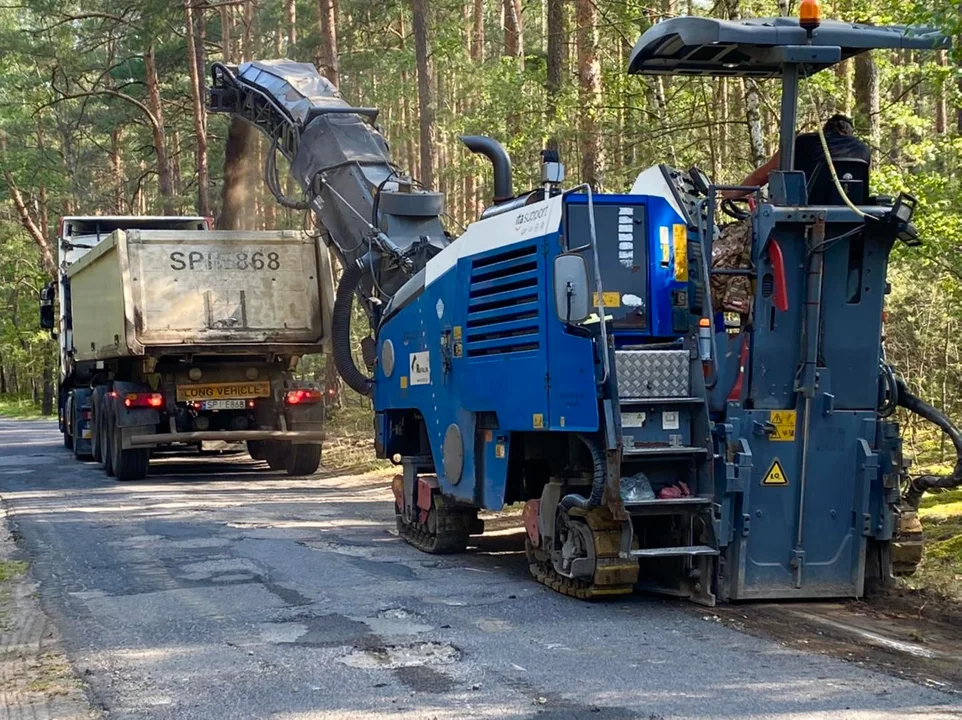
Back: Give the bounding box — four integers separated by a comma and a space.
81, 410, 91, 420
125, 393, 164, 408
285, 389, 322, 405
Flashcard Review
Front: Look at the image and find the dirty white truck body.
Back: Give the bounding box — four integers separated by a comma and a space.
52, 217, 335, 480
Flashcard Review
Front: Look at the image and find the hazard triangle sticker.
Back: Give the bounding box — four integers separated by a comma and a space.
762, 459, 789, 486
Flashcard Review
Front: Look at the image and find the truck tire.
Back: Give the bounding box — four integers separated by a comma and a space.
72, 401, 91, 460
285, 444, 322, 477
264, 441, 287, 471
90, 392, 102, 464
62, 394, 74, 449
101, 408, 115, 477
110, 413, 149, 481
247, 440, 267, 461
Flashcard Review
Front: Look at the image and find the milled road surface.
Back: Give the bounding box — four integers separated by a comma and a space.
0, 418, 959, 720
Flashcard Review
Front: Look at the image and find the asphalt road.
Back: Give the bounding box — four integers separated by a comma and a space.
0, 418, 959, 720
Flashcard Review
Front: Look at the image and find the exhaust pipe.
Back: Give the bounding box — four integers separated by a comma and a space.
460, 136, 513, 204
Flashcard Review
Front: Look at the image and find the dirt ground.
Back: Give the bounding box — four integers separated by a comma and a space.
708, 584, 962, 695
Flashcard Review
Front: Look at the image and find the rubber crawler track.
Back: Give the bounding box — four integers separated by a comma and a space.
525, 539, 633, 600
396, 496, 475, 554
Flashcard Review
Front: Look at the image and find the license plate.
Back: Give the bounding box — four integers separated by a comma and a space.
176, 381, 271, 402
200, 399, 246, 411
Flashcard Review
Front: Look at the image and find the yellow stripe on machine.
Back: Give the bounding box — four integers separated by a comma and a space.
175, 381, 271, 402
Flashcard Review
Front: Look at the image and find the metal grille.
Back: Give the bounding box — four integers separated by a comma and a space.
465, 244, 541, 358
615, 350, 690, 398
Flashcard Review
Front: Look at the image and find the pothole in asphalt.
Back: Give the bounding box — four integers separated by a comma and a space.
179, 558, 260, 581
338, 642, 460, 670
360, 608, 433, 636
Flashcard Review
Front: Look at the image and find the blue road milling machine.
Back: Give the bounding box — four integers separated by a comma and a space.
208, 12, 960, 604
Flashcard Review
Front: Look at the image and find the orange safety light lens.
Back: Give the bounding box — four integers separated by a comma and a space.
698, 318, 711, 327
799, 0, 821, 28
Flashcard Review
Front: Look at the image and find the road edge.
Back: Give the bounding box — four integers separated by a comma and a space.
0, 498, 98, 719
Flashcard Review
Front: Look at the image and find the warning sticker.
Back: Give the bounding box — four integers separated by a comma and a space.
762, 459, 789, 486
769, 410, 797, 441
592, 292, 621, 308
672, 224, 688, 282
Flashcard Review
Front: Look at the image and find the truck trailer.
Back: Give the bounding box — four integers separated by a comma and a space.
41, 216, 334, 480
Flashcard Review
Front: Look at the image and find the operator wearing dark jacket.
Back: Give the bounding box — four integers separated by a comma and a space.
713, 115, 871, 315
724, 114, 871, 199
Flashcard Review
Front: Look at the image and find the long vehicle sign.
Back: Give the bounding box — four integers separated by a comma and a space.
176, 381, 271, 402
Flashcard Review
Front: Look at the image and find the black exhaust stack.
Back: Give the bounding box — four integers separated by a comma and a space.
460, 136, 513, 204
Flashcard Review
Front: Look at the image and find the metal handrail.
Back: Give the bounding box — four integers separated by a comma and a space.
563, 184, 610, 384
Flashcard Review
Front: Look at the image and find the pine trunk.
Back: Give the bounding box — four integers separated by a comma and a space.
936, 50, 947, 135
466, 0, 485, 215
854, 50, 880, 148
317, 0, 340, 85
184, 1, 211, 216
411, 0, 437, 190
503, 0, 524, 66
110, 126, 124, 212
889, 51, 902, 164
576, 0, 603, 188
835, 60, 853, 116
170, 128, 182, 196
545, 0, 565, 152
242, 0, 253, 60
144, 45, 175, 215
287, 0, 297, 56
41, 348, 53, 416
744, 80, 766, 168
220, 6, 232, 62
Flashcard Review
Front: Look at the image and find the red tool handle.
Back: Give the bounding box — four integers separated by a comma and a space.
767, 238, 789, 312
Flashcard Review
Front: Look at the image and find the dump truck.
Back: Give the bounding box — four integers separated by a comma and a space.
41, 216, 334, 480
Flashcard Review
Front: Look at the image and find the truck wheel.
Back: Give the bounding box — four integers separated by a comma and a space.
285, 444, 322, 477
110, 415, 149, 481
101, 410, 115, 477
72, 402, 90, 460
90, 394, 102, 464
247, 440, 267, 461
63, 428, 73, 450
263, 441, 287, 471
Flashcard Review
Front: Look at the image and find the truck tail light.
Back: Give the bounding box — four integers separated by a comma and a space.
81, 408, 92, 421
125, 393, 164, 408
285, 389, 322, 405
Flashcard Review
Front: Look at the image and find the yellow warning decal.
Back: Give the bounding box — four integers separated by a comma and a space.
673, 224, 688, 282
592, 292, 621, 308
533, 413, 545, 429
400, 376, 408, 389
762, 459, 789, 486
453, 325, 462, 340
769, 410, 797, 441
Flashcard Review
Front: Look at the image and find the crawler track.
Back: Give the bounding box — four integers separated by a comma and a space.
395, 495, 477, 554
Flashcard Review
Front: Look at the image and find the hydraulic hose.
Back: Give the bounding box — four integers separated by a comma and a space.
332, 256, 374, 397
895, 377, 962, 508
559, 434, 606, 512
